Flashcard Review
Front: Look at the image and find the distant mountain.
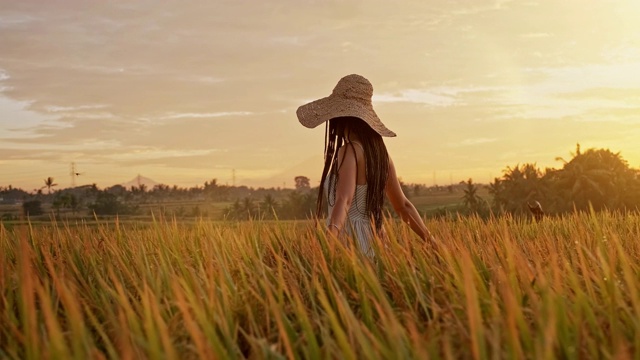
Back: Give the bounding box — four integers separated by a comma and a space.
244, 155, 322, 189
121, 175, 159, 189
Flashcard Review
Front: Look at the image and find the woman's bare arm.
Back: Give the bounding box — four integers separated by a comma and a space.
327, 145, 357, 237
385, 157, 435, 242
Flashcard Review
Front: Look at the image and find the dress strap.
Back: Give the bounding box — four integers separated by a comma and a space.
347, 141, 364, 152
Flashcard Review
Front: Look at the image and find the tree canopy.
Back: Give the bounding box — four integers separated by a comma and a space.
490, 145, 640, 216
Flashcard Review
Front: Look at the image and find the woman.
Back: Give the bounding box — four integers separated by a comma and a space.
297, 74, 434, 257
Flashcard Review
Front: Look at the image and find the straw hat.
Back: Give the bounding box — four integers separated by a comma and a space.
296, 74, 396, 137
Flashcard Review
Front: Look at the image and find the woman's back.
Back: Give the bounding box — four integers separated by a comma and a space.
349, 141, 367, 185
325, 176, 375, 257
324, 141, 376, 257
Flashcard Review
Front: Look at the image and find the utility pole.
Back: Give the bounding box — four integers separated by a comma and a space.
70, 162, 77, 187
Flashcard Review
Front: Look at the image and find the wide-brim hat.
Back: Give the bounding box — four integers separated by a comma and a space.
296, 74, 396, 137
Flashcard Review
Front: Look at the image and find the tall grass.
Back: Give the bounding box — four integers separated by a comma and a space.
1, 211, 639, 359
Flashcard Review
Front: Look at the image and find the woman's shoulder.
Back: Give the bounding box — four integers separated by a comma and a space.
340, 141, 365, 159
336, 142, 366, 175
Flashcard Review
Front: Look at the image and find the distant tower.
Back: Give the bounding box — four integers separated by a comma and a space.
70, 162, 77, 187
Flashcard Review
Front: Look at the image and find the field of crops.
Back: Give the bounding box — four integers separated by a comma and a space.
1, 212, 639, 359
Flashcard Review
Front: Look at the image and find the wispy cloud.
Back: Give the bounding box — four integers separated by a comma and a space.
179, 76, 224, 84
157, 111, 254, 120
374, 89, 456, 107
520, 32, 552, 38
532, 62, 640, 91
0, 139, 122, 152
56, 112, 116, 120
269, 36, 309, 46
103, 148, 221, 161
45, 104, 108, 112
0, 96, 68, 139
0, 13, 38, 28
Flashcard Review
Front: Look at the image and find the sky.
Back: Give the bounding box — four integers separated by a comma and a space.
1, 0, 639, 191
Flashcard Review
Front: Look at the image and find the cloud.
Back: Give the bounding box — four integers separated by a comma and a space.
1, 0, 640, 189
0, 96, 70, 139
482, 62, 640, 119
179, 76, 224, 84
0, 138, 122, 153
44, 104, 108, 112
0, 68, 9, 81
269, 36, 309, 46
103, 148, 220, 161
57, 112, 116, 120
0, 13, 38, 28
532, 62, 640, 91
374, 89, 456, 107
157, 111, 254, 120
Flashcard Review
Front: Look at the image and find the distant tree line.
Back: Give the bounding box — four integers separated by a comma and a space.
0, 176, 320, 219
440, 144, 640, 219
3, 144, 638, 221
489, 145, 640, 217
223, 176, 317, 220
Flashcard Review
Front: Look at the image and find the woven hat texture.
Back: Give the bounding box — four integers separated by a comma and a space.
296, 74, 396, 137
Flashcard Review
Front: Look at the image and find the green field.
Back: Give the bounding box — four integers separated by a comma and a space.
1, 185, 490, 223
2, 211, 638, 359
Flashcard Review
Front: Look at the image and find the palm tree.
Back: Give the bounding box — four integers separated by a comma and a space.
461, 178, 488, 216
224, 199, 243, 220
43, 177, 58, 194
491, 163, 550, 215
261, 194, 278, 219
553, 147, 622, 211
462, 178, 480, 209
242, 197, 256, 220
487, 178, 504, 212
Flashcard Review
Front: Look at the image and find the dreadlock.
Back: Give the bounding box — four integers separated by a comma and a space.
316, 116, 390, 232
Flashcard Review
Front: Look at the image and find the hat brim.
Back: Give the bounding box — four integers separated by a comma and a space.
297, 95, 396, 137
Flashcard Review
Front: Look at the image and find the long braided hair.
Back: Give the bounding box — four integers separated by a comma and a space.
316, 116, 390, 232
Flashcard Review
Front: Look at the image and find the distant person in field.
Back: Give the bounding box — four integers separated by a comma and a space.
296, 74, 435, 257
528, 200, 545, 221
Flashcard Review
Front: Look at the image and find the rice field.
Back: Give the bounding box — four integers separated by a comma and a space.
1, 211, 639, 359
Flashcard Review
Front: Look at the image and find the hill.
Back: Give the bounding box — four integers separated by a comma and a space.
121, 175, 159, 189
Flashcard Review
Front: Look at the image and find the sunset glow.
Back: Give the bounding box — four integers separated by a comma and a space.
1, 0, 639, 190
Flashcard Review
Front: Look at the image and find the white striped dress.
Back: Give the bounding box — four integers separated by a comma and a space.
325, 176, 376, 258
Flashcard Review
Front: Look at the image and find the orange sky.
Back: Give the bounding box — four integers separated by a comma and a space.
1, 0, 639, 191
